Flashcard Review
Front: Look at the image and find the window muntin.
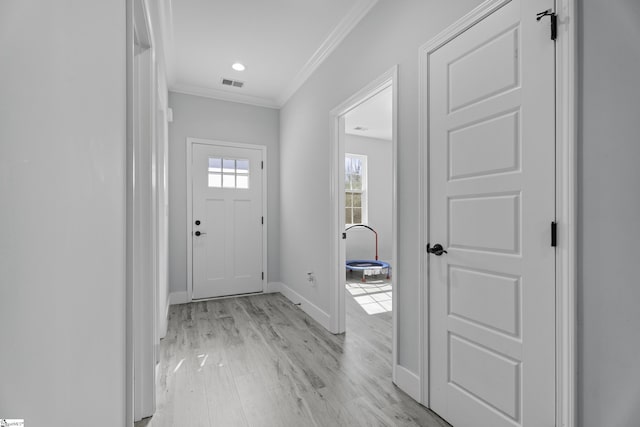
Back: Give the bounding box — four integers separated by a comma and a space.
345, 154, 367, 225
208, 157, 250, 189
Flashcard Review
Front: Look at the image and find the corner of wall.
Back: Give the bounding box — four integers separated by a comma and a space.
276, 283, 332, 331
160, 294, 170, 339
264, 282, 284, 294
168, 290, 189, 306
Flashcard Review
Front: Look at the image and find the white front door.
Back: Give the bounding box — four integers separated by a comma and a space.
427, 1, 556, 426
191, 143, 264, 299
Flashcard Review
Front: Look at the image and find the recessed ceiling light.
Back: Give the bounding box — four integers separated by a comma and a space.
232, 62, 245, 71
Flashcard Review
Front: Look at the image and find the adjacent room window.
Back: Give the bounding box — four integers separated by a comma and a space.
208, 157, 250, 189
345, 154, 367, 225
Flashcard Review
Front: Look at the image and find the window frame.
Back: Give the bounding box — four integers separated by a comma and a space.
345, 153, 368, 226
207, 156, 250, 190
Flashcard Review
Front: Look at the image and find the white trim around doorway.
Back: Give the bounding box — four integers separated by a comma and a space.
417, 1, 577, 426
328, 66, 400, 385
185, 137, 268, 303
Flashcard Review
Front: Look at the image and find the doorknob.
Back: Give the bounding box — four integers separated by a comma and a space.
194, 231, 207, 237
426, 243, 448, 256
195, 220, 201, 225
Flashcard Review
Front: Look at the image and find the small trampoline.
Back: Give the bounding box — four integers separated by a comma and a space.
344, 224, 391, 282
346, 260, 391, 282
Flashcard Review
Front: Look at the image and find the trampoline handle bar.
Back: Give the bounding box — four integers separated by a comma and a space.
344, 224, 378, 261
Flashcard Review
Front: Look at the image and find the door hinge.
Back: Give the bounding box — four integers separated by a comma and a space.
551, 221, 557, 247
261, 216, 264, 225
262, 272, 264, 281
536, 9, 557, 41
261, 161, 264, 170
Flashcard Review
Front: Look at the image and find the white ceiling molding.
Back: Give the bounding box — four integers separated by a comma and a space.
171, 83, 280, 109
276, 0, 379, 106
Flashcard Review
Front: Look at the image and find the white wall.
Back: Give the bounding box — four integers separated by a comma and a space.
168, 92, 280, 297
345, 135, 393, 262
279, 0, 483, 373
0, 2, 126, 426
147, 0, 171, 338
578, 1, 640, 426
156, 75, 170, 337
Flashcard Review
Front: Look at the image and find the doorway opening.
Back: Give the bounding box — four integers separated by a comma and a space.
344, 88, 393, 318
329, 66, 399, 381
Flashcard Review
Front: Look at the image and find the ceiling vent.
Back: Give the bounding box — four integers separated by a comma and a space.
222, 78, 244, 88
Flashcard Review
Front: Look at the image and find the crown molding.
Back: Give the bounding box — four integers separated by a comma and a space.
276, 0, 379, 106
161, 0, 378, 109
170, 83, 280, 109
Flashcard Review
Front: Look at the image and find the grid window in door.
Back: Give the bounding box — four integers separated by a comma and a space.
345, 154, 367, 225
208, 157, 250, 189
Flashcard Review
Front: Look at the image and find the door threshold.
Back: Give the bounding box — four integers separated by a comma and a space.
191, 291, 264, 303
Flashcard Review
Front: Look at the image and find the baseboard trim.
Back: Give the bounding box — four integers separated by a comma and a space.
168, 285, 332, 332
168, 291, 188, 306
278, 283, 332, 331
394, 365, 421, 403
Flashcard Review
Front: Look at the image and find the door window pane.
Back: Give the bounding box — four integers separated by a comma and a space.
222, 174, 235, 188
208, 157, 222, 172
208, 157, 252, 189
223, 159, 235, 173
208, 173, 222, 188
236, 159, 249, 174
236, 175, 249, 189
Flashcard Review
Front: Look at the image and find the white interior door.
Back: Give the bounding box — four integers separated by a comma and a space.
192, 143, 264, 299
427, 1, 556, 426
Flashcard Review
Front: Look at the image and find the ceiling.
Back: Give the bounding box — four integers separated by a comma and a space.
157, 0, 379, 108
345, 86, 393, 141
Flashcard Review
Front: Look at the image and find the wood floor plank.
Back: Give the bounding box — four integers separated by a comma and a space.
136, 288, 451, 427
235, 372, 318, 427
201, 361, 249, 427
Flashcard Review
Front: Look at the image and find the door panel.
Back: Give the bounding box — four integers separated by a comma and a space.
427, 1, 556, 426
192, 143, 263, 299
449, 194, 520, 253
448, 25, 519, 112
449, 110, 520, 180
449, 333, 521, 420
448, 266, 520, 337
233, 199, 258, 278
203, 198, 225, 281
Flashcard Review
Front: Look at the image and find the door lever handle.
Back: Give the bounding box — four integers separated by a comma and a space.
426, 243, 448, 256
194, 231, 207, 236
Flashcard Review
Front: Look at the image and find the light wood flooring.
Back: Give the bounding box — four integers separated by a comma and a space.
136, 286, 450, 427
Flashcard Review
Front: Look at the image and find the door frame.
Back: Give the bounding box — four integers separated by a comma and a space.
185, 137, 268, 302
127, 0, 158, 422
328, 66, 399, 378
418, 1, 577, 426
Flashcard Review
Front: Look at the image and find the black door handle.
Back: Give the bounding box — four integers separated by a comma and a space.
427, 243, 448, 256
194, 231, 207, 237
